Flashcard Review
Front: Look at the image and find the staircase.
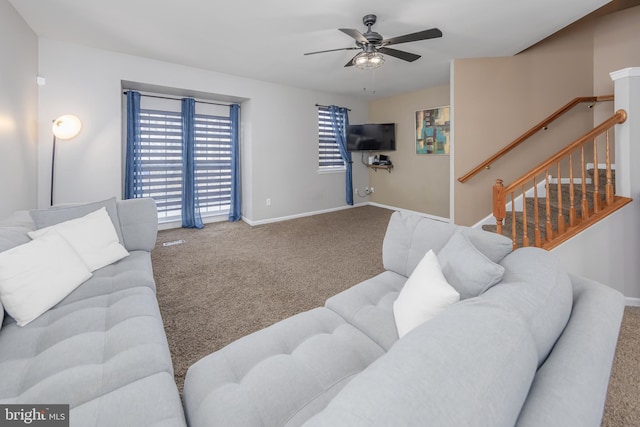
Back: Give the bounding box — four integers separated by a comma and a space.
458, 95, 632, 251
482, 167, 630, 249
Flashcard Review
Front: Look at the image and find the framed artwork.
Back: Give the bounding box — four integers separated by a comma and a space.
415, 106, 450, 155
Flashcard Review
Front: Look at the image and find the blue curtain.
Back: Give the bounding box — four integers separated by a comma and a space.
181, 98, 204, 229
124, 91, 143, 199
329, 105, 353, 205
228, 104, 241, 222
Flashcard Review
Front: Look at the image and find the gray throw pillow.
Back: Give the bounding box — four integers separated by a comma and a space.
30, 197, 124, 243
437, 230, 505, 300
461, 227, 513, 263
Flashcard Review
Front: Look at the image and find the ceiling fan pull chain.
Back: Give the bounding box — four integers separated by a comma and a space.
372, 69, 376, 95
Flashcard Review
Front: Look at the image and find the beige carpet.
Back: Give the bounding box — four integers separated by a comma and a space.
152, 205, 638, 425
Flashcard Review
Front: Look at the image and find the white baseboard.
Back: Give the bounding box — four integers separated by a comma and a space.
243, 202, 450, 227
367, 202, 451, 223
625, 297, 640, 307
242, 203, 369, 226
160, 201, 448, 229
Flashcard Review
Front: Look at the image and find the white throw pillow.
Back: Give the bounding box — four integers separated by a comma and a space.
393, 250, 460, 338
29, 207, 129, 272
0, 230, 92, 326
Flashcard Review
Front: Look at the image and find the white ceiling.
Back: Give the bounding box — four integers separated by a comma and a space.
9, 0, 610, 99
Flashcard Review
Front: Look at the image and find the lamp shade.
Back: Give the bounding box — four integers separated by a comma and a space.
52, 115, 82, 139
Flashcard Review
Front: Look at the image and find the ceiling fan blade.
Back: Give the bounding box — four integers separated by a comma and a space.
339, 28, 369, 44
304, 47, 359, 56
344, 53, 359, 67
382, 28, 443, 46
378, 47, 421, 62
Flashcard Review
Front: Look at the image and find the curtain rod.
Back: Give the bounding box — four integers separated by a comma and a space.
123, 90, 235, 107
315, 103, 351, 111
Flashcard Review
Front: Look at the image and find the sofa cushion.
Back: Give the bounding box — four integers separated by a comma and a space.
437, 230, 505, 300
30, 197, 124, 244
382, 211, 512, 278
71, 372, 186, 427
305, 298, 539, 427
483, 247, 573, 366
516, 274, 624, 427
183, 307, 385, 427
393, 250, 459, 337
0, 230, 93, 326
325, 271, 406, 350
50, 251, 156, 308
116, 199, 159, 252
0, 210, 35, 253
0, 286, 175, 410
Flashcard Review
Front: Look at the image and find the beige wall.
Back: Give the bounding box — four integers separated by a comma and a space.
593, 5, 640, 123
368, 84, 450, 218
452, 21, 597, 226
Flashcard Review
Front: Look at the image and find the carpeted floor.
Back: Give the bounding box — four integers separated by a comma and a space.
602, 306, 640, 426
152, 205, 390, 393
152, 205, 639, 425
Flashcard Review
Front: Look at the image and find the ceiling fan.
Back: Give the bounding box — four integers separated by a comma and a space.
304, 14, 443, 69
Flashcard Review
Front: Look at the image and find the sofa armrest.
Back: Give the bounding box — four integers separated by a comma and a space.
515, 274, 625, 427
117, 198, 158, 252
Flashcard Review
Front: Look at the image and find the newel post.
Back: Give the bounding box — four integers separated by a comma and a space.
493, 179, 506, 234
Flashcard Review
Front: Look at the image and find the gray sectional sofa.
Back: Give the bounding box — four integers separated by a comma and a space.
183, 211, 625, 427
0, 201, 626, 427
0, 198, 186, 427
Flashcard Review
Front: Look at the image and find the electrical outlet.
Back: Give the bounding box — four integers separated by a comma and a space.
266, 198, 271, 206
370, 187, 374, 193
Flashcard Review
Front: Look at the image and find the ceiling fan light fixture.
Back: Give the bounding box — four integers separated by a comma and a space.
353, 51, 385, 70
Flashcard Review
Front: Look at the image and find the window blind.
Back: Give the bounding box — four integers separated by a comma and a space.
138, 109, 233, 220
139, 109, 183, 220
194, 114, 232, 214
318, 106, 346, 169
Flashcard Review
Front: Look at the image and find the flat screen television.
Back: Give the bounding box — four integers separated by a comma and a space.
346, 123, 396, 152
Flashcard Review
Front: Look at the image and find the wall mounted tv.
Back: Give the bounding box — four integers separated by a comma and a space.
346, 123, 396, 152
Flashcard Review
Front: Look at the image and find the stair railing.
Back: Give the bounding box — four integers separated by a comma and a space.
493, 109, 629, 249
458, 95, 614, 183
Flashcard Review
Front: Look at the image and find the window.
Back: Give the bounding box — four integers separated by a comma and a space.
137, 108, 233, 221
138, 109, 183, 220
318, 106, 346, 170
193, 113, 232, 215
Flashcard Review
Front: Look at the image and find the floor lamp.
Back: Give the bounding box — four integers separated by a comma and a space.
51, 115, 82, 206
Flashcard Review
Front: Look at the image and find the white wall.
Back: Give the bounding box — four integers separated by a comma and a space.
37, 38, 369, 223
553, 204, 640, 299
0, 0, 38, 218
552, 68, 640, 300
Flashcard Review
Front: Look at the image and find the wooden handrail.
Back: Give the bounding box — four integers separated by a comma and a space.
503, 109, 626, 193
458, 94, 614, 183
491, 108, 628, 250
